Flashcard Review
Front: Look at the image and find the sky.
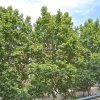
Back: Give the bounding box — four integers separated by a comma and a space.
0, 0, 100, 26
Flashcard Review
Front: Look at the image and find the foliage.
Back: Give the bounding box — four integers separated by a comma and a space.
0, 6, 100, 100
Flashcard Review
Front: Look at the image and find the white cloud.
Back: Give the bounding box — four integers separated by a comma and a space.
41, 0, 95, 13
75, 8, 92, 16
0, 0, 42, 23
41, 0, 95, 8
0, 0, 97, 25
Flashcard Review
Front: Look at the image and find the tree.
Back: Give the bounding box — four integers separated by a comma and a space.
76, 70, 96, 96
0, 5, 100, 100
75, 18, 100, 95
0, 6, 33, 99
34, 6, 78, 99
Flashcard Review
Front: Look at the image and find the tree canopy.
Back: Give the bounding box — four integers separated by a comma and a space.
0, 6, 100, 100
